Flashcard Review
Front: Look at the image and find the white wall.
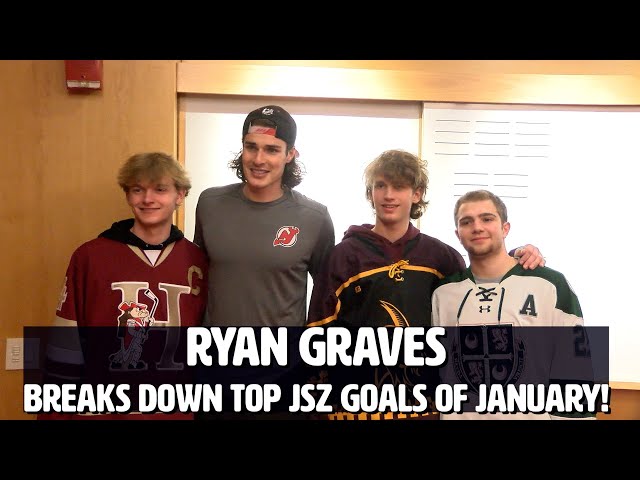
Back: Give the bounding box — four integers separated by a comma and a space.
421, 103, 640, 384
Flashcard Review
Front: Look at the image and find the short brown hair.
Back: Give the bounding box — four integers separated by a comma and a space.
364, 150, 429, 220
454, 189, 508, 226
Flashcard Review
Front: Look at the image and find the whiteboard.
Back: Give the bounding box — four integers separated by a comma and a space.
421, 103, 640, 384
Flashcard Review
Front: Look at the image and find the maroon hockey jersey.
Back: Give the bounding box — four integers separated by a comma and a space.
56, 236, 207, 329
41, 220, 208, 420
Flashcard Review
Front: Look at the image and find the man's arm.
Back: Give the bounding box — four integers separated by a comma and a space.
192, 194, 207, 255
308, 208, 335, 281
38, 256, 85, 420
308, 243, 351, 328
510, 244, 545, 270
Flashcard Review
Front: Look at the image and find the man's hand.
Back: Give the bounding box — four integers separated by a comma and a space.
514, 244, 545, 270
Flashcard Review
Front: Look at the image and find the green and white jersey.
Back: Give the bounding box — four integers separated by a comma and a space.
432, 264, 595, 420
432, 264, 582, 328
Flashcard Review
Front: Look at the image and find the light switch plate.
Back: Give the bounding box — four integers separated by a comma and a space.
5, 338, 39, 370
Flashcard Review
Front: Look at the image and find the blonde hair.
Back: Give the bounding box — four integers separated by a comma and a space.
117, 152, 191, 195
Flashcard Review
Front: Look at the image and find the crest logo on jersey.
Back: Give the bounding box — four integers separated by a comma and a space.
451, 324, 524, 395
109, 289, 158, 371
273, 226, 300, 247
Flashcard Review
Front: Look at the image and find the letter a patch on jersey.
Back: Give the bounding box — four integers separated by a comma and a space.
519, 294, 538, 317
273, 226, 300, 247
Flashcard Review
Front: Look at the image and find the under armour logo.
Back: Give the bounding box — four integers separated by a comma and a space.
479, 305, 491, 313
476, 286, 497, 302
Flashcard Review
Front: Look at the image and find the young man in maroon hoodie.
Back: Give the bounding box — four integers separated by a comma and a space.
308, 149, 543, 330
40, 152, 208, 420
306, 149, 544, 420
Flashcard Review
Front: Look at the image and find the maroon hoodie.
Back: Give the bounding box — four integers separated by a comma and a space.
307, 223, 465, 328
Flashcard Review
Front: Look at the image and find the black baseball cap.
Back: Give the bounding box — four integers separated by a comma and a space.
242, 105, 297, 146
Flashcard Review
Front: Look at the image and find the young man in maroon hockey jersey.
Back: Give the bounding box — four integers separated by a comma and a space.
40, 152, 208, 419
306, 149, 544, 420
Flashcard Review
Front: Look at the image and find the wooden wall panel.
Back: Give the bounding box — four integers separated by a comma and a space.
0, 60, 177, 419
598, 388, 640, 420
177, 60, 640, 105
179, 60, 640, 75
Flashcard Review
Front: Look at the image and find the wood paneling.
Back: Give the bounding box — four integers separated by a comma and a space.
179, 60, 640, 75
598, 388, 640, 420
0, 60, 177, 419
177, 61, 640, 105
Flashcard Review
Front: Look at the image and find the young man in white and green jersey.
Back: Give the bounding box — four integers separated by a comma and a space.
431, 189, 595, 420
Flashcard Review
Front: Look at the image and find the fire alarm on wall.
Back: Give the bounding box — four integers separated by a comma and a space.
65, 60, 103, 91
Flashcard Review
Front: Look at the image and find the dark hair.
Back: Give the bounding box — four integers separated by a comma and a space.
229, 118, 304, 188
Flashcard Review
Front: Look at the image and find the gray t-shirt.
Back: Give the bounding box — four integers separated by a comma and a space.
194, 183, 335, 327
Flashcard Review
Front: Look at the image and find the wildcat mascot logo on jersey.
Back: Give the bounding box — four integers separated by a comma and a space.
106, 284, 186, 374
451, 325, 525, 394
109, 289, 158, 371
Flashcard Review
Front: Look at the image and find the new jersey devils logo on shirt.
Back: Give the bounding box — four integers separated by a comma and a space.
273, 226, 300, 247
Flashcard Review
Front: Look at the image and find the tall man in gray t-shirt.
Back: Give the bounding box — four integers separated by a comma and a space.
194, 105, 335, 327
